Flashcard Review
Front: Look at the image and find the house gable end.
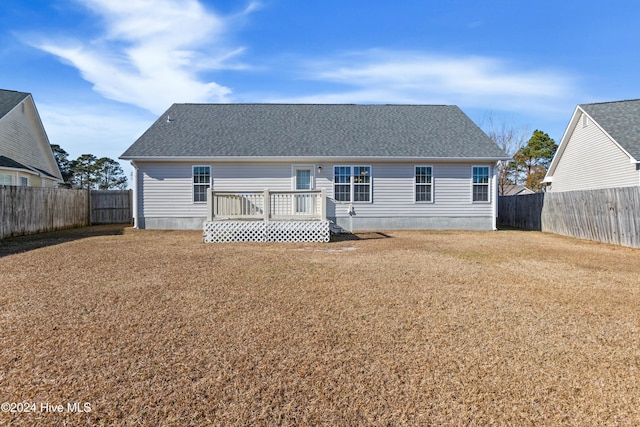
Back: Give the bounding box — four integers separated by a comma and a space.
545, 106, 639, 192
580, 99, 640, 161
0, 91, 62, 181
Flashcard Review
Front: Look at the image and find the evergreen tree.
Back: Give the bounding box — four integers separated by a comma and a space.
70, 154, 98, 189
95, 157, 127, 190
50, 144, 128, 190
50, 144, 73, 185
513, 130, 557, 192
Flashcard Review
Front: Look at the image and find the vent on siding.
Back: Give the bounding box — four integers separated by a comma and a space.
582, 115, 589, 128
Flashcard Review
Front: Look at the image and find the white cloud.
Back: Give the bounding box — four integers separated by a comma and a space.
274, 50, 573, 115
32, 0, 255, 114
38, 102, 157, 185
39, 102, 153, 160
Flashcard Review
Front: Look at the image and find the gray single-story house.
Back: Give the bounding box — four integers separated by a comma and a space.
120, 104, 509, 235
544, 99, 640, 192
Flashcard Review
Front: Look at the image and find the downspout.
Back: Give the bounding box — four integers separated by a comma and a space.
131, 161, 139, 228
492, 162, 499, 230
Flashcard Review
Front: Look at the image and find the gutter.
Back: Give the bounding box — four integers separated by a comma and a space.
119, 155, 512, 162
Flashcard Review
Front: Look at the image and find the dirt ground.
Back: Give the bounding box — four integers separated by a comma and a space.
1, 225, 639, 426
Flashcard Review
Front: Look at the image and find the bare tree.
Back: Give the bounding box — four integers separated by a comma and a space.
480, 114, 529, 195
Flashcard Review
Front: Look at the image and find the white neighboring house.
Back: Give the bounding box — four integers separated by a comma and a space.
120, 104, 509, 232
0, 89, 63, 187
544, 99, 640, 192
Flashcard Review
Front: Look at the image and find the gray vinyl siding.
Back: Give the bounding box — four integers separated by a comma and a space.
550, 113, 639, 192
327, 163, 493, 218
139, 162, 207, 218
136, 161, 495, 228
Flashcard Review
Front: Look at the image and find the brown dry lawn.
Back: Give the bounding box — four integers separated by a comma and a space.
1, 225, 639, 426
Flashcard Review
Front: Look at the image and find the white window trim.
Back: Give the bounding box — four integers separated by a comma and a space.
333, 165, 372, 203
414, 165, 434, 203
471, 165, 491, 203
192, 165, 211, 204
20, 176, 30, 186
0, 173, 13, 186
291, 165, 315, 190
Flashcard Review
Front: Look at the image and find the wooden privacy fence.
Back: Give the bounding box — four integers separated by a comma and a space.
90, 190, 132, 225
1, 187, 132, 239
498, 186, 640, 248
497, 193, 544, 231
0, 186, 89, 239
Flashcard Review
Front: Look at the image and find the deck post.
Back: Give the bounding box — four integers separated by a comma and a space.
263, 189, 270, 222
207, 190, 214, 221
320, 189, 327, 221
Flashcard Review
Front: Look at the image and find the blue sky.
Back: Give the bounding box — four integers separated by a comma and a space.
2, 0, 640, 181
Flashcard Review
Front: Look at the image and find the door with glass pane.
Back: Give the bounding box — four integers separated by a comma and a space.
294, 167, 313, 214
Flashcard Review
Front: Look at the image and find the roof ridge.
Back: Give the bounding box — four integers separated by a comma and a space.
0, 88, 30, 95
580, 98, 640, 107
171, 103, 455, 107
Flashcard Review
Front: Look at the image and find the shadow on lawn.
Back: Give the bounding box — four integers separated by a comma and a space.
0, 224, 129, 258
330, 231, 392, 242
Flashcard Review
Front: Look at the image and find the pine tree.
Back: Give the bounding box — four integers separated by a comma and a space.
513, 130, 557, 192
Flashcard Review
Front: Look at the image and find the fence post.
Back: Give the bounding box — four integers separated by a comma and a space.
88, 189, 92, 226
207, 189, 213, 221
320, 189, 327, 221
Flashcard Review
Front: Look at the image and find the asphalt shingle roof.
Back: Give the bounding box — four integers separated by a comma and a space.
0, 89, 29, 119
121, 104, 507, 159
0, 155, 29, 170
580, 99, 640, 160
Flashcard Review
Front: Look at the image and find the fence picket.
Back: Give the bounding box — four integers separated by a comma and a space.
499, 186, 640, 248
1, 187, 132, 239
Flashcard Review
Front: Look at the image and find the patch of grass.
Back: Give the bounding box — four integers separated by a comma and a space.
1, 227, 639, 425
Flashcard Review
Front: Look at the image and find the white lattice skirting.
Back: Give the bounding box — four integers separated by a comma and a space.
203, 220, 331, 243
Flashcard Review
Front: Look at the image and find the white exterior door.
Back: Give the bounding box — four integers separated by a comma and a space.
294, 167, 313, 214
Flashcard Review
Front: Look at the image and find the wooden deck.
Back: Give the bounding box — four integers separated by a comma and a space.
203, 189, 330, 242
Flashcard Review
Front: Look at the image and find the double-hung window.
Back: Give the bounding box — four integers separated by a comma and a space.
472, 166, 490, 202
0, 174, 12, 186
415, 166, 433, 202
333, 165, 371, 202
192, 166, 211, 203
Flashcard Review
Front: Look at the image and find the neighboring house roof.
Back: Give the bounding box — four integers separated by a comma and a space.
0, 155, 61, 179
0, 155, 30, 170
579, 99, 640, 161
0, 89, 63, 182
0, 89, 29, 118
545, 99, 640, 184
502, 184, 535, 196
121, 104, 509, 160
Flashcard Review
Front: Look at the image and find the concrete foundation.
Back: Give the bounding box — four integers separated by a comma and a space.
137, 216, 495, 232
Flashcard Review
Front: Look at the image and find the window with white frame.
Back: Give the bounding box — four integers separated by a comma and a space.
192, 165, 211, 203
20, 176, 29, 186
333, 165, 371, 202
0, 174, 12, 186
472, 166, 490, 202
415, 166, 433, 202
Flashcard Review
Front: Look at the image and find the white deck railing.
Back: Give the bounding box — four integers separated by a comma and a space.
207, 189, 326, 221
